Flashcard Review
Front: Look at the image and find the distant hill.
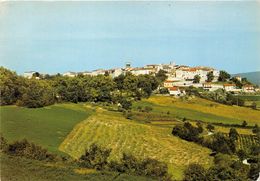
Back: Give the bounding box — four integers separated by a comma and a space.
232, 71, 260, 86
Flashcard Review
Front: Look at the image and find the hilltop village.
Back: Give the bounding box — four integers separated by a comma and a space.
23, 62, 258, 96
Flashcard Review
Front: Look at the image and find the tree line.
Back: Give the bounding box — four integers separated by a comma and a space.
0, 67, 167, 108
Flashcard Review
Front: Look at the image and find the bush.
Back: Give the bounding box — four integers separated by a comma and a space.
109, 153, 171, 180
159, 87, 169, 94
172, 122, 202, 143
6, 139, 56, 161
183, 164, 206, 181
79, 143, 111, 170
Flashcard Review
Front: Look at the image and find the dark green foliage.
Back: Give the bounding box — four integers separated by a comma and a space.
0, 67, 21, 105
206, 71, 214, 82
206, 124, 215, 132
218, 70, 231, 82
6, 139, 56, 161
183, 164, 207, 181
208, 133, 236, 154
242, 120, 248, 127
155, 69, 168, 83
172, 122, 202, 142
119, 98, 132, 110
237, 149, 247, 161
228, 128, 239, 142
193, 75, 201, 83
252, 124, 259, 134
17, 79, 55, 108
1, 67, 160, 108
109, 153, 170, 180
184, 154, 250, 181
159, 87, 169, 94
196, 122, 204, 134
79, 144, 111, 170
248, 162, 260, 180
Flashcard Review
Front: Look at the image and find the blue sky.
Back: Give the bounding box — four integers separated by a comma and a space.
0, 1, 259, 74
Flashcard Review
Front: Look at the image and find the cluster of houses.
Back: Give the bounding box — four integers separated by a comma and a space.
23, 62, 257, 96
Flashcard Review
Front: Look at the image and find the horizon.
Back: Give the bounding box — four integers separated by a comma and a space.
0, 1, 260, 74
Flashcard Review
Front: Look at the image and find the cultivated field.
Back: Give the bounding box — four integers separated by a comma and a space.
0, 103, 94, 154
59, 107, 213, 179
133, 95, 260, 125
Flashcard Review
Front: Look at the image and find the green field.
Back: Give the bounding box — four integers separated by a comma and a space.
0, 103, 94, 154
59, 107, 213, 180
133, 95, 260, 125
1, 153, 153, 181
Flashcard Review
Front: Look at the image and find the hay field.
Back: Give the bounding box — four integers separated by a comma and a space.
59, 107, 213, 179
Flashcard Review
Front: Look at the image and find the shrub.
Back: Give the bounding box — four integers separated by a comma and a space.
183, 164, 207, 181
79, 143, 111, 170
6, 139, 56, 161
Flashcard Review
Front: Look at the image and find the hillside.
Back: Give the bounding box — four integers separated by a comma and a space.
133, 95, 260, 125
232, 71, 260, 85
59, 107, 213, 180
0, 103, 94, 154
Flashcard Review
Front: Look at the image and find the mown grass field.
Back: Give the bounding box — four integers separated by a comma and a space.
0, 103, 94, 154
133, 95, 260, 125
59, 107, 213, 180
1, 153, 153, 181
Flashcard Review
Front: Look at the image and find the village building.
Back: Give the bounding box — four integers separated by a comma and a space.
242, 84, 255, 93
63, 71, 77, 77
168, 86, 181, 96
130, 67, 155, 76
202, 83, 223, 91
223, 84, 237, 92
23, 71, 38, 79
164, 80, 176, 88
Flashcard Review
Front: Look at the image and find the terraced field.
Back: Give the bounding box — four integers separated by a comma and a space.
59, 107, 213, 179
133, 95, 260, 125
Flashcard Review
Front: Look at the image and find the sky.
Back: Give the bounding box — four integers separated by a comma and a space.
0, 1, 259, 74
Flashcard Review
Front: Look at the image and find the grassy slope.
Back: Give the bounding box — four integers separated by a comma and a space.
59, 107, 213, 180
0, 153, 153, 181
133, 95, 260, 125
0, 103, 94, 154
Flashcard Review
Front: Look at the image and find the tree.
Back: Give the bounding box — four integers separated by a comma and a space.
206, 124, 215, 132
155, 69, 168, 83
183, 164, 206, 181
252, 124, 259, 134
229, 128, 239, 142
206, 71, 214, 82
0, 67, 21, 105
17, 79, 55, 108
119, 98, 132, 110
193, 75, 201, 83
196, 122, 204, 134
242, 121, 247, 127
237, 149, 247, 161
218, 70, 231, 82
